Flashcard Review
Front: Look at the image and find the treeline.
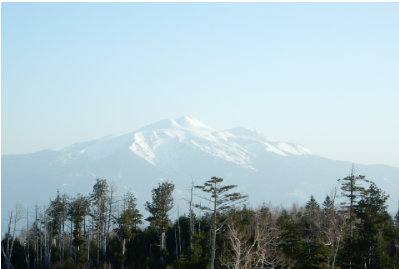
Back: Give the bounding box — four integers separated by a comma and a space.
2, 172, 399, 269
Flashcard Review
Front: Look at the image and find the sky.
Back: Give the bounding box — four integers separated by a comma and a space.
2, 3, 399, 168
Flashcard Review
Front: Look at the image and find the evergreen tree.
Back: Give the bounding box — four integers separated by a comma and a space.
46, 189, 68, 262
68, 193, 90, 263
338, 166, 369, 234
89, 178, 109, 264
145, 181, 175, 258
47, 190, 67, 238
322, 195, 334, 213
114, 191, 143, 269
353, 182, 390, 268
278, 207, 327, 269
394, 209, 399, 259
338, 165, 369, 269
195, 176, 248, 269
305, 195, 320, 218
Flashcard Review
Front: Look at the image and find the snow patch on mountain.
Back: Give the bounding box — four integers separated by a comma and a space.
228, 127, 315, 156
51, 116, 314, 170
54, 133, 132, 162
3, 116, 399, 235
127, 117, 314, 171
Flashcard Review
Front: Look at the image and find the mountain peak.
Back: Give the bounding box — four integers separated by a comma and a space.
138, 116, 211, 132
137, 118, 178, 132
5, 116, 399, 232
174, 116, 211, 129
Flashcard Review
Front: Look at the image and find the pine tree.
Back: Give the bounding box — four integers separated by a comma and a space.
89, 178, 110, 265
68, 193, 90, 263
195, 176, 248, 269
394, 209, 399, 259
114, 191, 143, 269
338, 166, 369, 234
305, 195, 320, 218
145, 181, 175, 258
338, 165, 369, 269
353, 181, 390, 268
322, 195, 334, 213
46, 190, 68, 255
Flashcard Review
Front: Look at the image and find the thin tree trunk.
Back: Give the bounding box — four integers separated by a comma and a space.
40, 231, 43, 267
35, 206, 38, 269
189, 178, 196, 250
177, 206, 182, 256
61, 219, 64, 262
178, 217, 182, 256
97, 224, 100, 267
161, 231, 165, 251
26, 207, 30, 269
175, 227, 178, 261
349, 165, 355, 269
106, 183, 116, 260
333, 239, 340, 268
8, 205, 22, 268
48, 218, 53, 267
44, 215, 47, 267
6, 211, 13, 269
70, 217, 73, 256
198, 205, 202, 236
121, 238, 126, 269
87, 225, 90, 262
102, 217, 106, 257
2, 248, 15, 269
84, 215, 86, 243
211, 194, 217, 269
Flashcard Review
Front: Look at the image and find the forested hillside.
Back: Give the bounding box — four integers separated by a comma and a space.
2, 172, 399, 269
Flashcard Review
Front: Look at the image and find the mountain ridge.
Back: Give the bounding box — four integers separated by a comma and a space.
2, 116, 399, 233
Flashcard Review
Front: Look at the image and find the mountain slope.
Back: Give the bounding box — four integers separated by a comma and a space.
2, 116, 399, 232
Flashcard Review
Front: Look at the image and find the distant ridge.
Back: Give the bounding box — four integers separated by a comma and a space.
2, 116, 399, 232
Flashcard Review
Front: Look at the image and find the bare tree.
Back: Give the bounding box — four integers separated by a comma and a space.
105, 181, 118, 258
254, 207, 294, 269
182, 176, 199, 250
24, 207, 30, 269
318, 188, 349, 268
221, 209, 259, 269
3, 203, 24, 269
221, 206, 292, 269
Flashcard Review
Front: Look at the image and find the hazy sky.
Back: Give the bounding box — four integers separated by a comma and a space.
2, 3, 399, 168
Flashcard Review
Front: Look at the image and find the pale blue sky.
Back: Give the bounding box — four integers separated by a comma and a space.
2, 3, 399, 167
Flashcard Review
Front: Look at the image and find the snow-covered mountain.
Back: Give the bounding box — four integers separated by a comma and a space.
2, 116, 399, 232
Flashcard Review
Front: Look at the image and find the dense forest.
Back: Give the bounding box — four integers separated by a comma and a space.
2, 169, 399, 269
